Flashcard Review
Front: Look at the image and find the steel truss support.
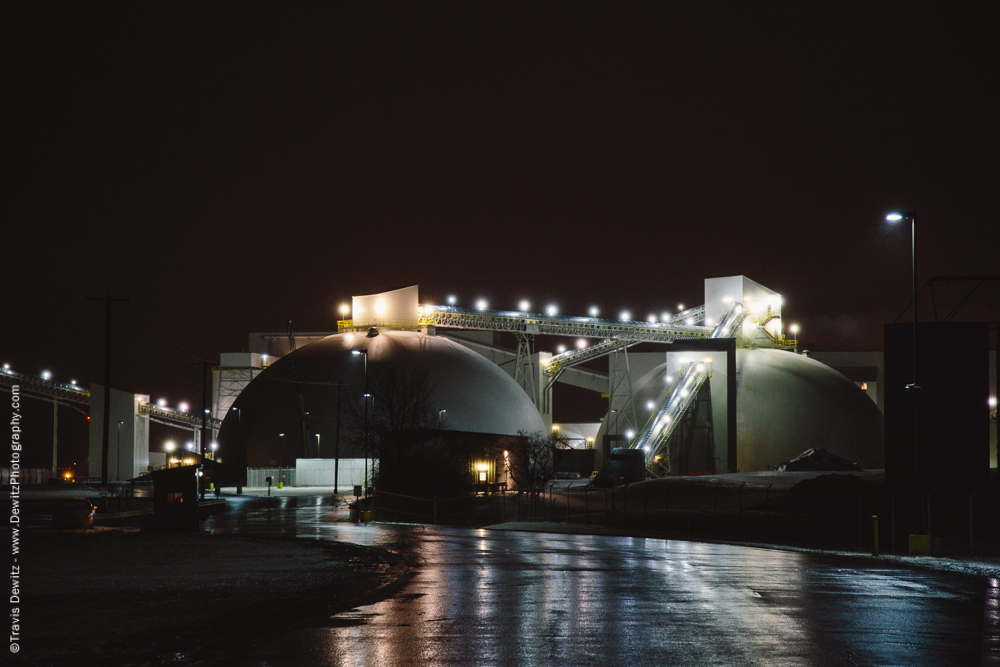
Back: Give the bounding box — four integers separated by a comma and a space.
609, 347, 638, 441
513, 333, 536, 406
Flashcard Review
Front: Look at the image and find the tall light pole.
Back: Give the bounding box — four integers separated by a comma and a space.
886, 209, 924, 532
116, 421, 124, 481
351, 349, 369, 498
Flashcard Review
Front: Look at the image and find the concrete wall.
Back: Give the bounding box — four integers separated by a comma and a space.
88, 384, 149, 481
295, 458, 376, 487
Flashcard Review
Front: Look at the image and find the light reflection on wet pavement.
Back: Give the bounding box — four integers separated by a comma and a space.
206, 495, 999, 666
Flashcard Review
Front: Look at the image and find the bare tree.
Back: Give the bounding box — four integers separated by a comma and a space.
503, 430, 570, 491
346, 366, 464, 496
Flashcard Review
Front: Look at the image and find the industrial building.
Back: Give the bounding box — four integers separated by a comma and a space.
210, 277, 967, 488
4, 276, 994, 488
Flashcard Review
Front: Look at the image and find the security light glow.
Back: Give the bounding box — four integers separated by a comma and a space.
164, 441, 176, 452
186, 442, 194, 450
576, 339, 587, 349
157, 398, 167, 407
620, 311, 631, 321
686, 318, 695, 325
677, 304, 684, 311
557, 345, 566, 353
41, 370, 51, 380
790, 324, 800, 334
647, 314, 657, 323
338, 304, 350, 316
643, 446, 650, 453
589, 306, 599, 317
886, 213, 904, 221
447, 295, 457, 305
476, 299, 488, 311
2, 364, 9, 370
211, 442, 218, 450
989, 396, 997, 408
546, 304, 558, 316
178, 402, 189, 412
626, 430, 635, 439
646, 401, 655, 411
665, 375, 673, 383
518, 300, 530, 312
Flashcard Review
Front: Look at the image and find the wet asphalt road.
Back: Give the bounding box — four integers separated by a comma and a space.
205, 495, 999, 666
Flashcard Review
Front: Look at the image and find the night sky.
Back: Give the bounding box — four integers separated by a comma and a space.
5, 3, 998, 468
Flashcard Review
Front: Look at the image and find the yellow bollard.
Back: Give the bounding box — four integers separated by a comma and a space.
871, 515, 879, 557
277, 481, 283, 489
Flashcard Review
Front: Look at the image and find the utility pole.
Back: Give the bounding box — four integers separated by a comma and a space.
87, 292, 130, 486
193, 359, 212, 501
334, 383, 340, 495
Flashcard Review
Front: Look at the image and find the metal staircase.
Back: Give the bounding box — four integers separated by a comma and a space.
630, 303, 747, 474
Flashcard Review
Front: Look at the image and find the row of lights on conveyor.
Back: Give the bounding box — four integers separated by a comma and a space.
1, 363, 86, 391
337, 300, 698, 324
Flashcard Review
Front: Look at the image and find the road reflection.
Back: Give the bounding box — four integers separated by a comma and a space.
207, 495, 997, 666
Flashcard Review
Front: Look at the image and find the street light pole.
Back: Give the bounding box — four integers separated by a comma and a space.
886, 210, 923, 532
116, 421, 123, 481
352, 349, 369, 499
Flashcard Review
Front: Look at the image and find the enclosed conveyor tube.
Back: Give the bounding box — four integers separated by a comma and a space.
632, 303, 745, 473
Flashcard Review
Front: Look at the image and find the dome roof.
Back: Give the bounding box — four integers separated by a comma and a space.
220, 330, 545, 466
733, 349, 883, 471
598, 349, 883, 473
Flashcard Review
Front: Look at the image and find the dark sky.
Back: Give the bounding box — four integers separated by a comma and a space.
5, 3, 999, 447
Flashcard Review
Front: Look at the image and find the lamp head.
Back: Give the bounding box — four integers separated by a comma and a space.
885, 210, 914, 222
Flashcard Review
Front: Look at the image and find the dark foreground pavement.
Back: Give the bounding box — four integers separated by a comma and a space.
10, 493, 999, 666
227, 524, 998, 667
10, 522, 406, 666
204, 495, 1000, 667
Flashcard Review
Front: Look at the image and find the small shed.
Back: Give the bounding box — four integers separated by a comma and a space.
148, 465, 199, 531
